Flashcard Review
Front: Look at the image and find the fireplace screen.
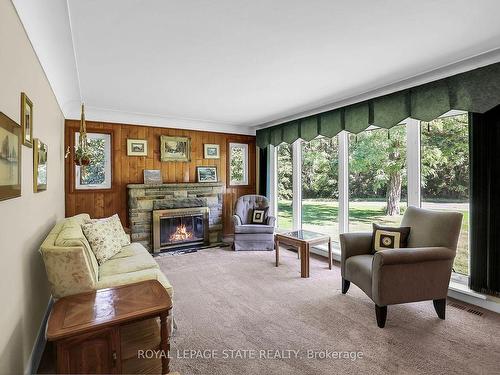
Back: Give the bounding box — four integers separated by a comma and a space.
153, 207, 209, 252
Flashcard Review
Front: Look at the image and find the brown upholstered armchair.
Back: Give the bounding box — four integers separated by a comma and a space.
340, 206, 463, 328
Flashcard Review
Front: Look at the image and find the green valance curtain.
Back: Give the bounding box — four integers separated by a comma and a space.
256, 62, 500, 148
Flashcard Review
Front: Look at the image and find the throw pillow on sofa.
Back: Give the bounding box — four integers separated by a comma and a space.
82, 220, 123, 264
85, 214, 130, 247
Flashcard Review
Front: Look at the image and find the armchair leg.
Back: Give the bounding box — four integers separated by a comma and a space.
341, 278, 350, 294
433, 298, 446, 320
375, 305, 387, 328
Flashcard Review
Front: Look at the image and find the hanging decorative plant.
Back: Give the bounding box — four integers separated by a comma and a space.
74, 146, 91, 166
74, 103, 92, 166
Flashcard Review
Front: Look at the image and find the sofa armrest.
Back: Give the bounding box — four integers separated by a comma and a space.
40, 246, 96, 299
233, 214, 242, 227
267, 216, 276, 227
373, 247, 455, 267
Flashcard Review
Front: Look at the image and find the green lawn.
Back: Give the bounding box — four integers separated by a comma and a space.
277, 199, 469, 275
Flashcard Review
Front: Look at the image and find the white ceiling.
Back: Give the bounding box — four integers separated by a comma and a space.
13, 0, 500, 134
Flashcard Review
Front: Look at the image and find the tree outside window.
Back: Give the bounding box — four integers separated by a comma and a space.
229, 143, 248, 185
75, 132, 111, 190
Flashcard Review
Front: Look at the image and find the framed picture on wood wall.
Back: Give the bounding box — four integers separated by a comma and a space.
160, 136, 191, 162
204, 144, 220, 159
196, 166, 218, 183
144, 169, 162, 185
127, 139, 148, 156
33, 138, 48, 192
0, 112, 22, 201
21, 92, 33, 147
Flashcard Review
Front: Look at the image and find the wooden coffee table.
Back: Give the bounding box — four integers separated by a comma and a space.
275, 230, 332, 278
46, 280, 172, 374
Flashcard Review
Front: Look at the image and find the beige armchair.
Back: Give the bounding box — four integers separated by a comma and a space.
340, 206, 463, 328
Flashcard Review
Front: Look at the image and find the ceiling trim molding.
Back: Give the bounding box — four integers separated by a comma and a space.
252, 47, 500, 130
66, 105, 256, 135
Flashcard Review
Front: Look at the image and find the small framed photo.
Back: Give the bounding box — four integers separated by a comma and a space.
21, 92, 33, 147
196, 166, 218, 183
144, 169, 162, 185
127, 139, 148, 156
33, 138, 47, 192
204, 144, 220, 159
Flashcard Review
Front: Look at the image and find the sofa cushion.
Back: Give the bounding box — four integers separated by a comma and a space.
100, 243, 159, 276
108, 242, 147, 259
54, 214, 91, 249
82, 220, 123, 264
97, 268, 173, 297
345, 254, 373, 298
234, 224, 275, 234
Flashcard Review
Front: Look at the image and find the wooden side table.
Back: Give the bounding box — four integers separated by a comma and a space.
275, 230, 332, 278
46, 280, 172, 374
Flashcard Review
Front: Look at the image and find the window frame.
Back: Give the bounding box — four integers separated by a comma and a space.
271, 110, 467, 257
68, 127, 115, 193
74, 132, 112, 190
227, 142, 249, 187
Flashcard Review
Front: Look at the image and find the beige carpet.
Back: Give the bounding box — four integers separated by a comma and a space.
156, 247, 500, 375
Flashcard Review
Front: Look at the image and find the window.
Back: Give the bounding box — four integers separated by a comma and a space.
269, 112, 469, 279
301, 136, 340, 246
348, 125, 408, 232
75, 132, 112, 190
421, 114, 469, 275
276, 143, 293, 230
229, 143, 249, 185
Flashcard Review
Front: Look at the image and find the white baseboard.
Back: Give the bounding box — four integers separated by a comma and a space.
25, 297, 53, 375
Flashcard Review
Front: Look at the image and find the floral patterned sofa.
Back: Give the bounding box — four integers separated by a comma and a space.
39, 214, 173, 299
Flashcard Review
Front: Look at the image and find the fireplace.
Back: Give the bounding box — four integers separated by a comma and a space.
152, 207, 209, 252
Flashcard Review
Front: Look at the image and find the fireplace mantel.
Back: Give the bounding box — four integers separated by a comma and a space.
127, 182, 224, 252
128, 182, 224, 189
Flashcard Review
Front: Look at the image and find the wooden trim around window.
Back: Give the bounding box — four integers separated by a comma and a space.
226, 140, 252, 188
65, 124, 116, 194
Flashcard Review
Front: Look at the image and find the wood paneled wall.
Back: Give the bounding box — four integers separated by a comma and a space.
64, 119, 256, 235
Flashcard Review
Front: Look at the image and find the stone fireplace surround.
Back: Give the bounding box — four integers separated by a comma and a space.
127, 182, 223, 252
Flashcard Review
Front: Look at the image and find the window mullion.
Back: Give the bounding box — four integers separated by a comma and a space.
268, 145, 278, 221
406, 119, 421, 207
292, 140, 302, 231
338, 131, 349, 233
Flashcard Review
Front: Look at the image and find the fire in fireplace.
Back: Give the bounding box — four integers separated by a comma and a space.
153, 207, 209, 252
170, 224, 193, 242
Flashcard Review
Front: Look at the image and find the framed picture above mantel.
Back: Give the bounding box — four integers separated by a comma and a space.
127, 139, 148, 156
0, 112, 22, 201
204, 144, 220, 159
196, 166, 218, 183
161, 136, 191, 162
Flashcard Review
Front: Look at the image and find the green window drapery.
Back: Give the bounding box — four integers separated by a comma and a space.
256, 62, 500, 148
